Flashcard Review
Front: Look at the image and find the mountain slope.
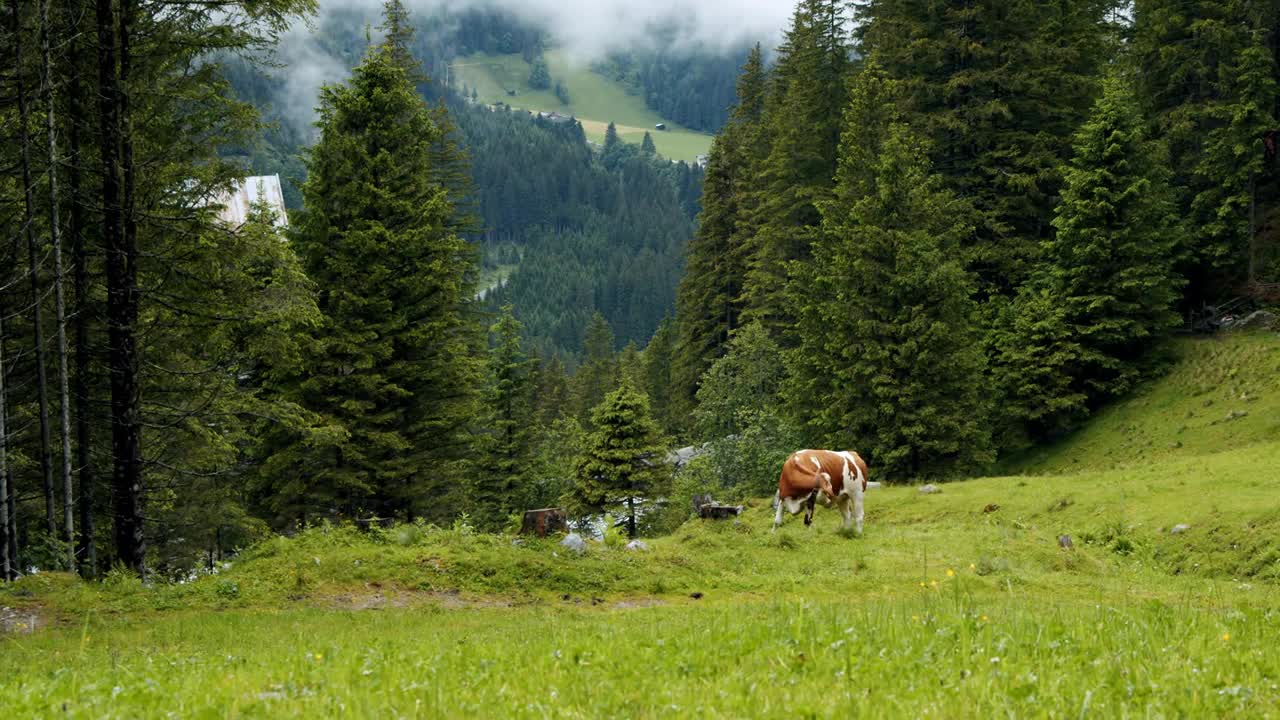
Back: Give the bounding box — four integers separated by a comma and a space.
452, 50, 713, 162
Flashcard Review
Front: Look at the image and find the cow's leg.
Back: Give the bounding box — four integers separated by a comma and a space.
803, 493, 816, 527
853, 480, 865, 535
773, 491, 784, 531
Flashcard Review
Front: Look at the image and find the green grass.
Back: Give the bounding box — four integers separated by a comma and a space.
3, 596, 1276, 717
451, 50, 713, 162
4, 331, 1280, 717
1001, 332, 1280, 475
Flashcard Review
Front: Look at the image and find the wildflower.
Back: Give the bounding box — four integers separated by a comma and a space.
930, 580, 939, 588
969, 563, 977, 571
946, 569, 955, 577
919, 581, 927, 588
981, 615, 989, 622
1222, 633, 1230, 642
912, 615, 920, 623
315, 653, 324, 662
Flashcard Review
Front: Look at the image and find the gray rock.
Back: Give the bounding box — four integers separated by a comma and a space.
559, 533, 587, 554
625, 540, 648, 551
919, 484, 942, 494
1228, 310, 1277, 331
1057, 535, 1074, 550
1171, 524, 1191, 535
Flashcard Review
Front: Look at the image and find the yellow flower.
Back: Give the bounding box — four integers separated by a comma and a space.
946, 569, 955, 577
911, 615, 919, 622
969, 563, 977, 571
981, 615, 989, 622
1222, 633, 1230, 642
315, 654, 324, 661
919, 581, 927, 588
930, 580, 938, 587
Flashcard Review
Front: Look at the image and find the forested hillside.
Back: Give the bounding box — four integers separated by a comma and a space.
224, 6, 706, 357
674, 0, 1280, 481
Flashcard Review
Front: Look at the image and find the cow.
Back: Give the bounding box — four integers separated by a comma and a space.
773, 449, 868, 534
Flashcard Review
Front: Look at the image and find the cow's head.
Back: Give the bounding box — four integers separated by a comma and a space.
817, 471, 837, 501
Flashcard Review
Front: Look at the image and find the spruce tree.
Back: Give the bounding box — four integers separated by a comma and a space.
856, 0, 1112, 296
574, 379, 669, 537
995, 73, 1183, 438
475, 306, 537, 529
640, 316, 677, 436
789, 68, 992, 479
740, 0, 852, 339
573, 312, 617, 426
640, 131, 656, 155
1132, 0, 1279, 297
272, 19, 482, 523
672, 45, 767, 424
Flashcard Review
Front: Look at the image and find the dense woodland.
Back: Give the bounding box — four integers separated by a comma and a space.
1, 0, 1278, 580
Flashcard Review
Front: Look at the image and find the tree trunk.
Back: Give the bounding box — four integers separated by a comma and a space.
10, 0, 58, 538
97, 0, 145, 576
627, 496, 636, 539
5, 470, 15, 579
39, 0, 76, 571
0, 312, 10, 580
66, 12, 96, 578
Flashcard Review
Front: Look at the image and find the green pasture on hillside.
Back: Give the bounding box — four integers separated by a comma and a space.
449, 50, 713, 162
3, 331, 1279, 717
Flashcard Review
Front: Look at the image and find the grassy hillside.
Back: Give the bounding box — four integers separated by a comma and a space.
4, 332, 1279, 717
451, 50, 713, 162
1002, 332, 1280, 475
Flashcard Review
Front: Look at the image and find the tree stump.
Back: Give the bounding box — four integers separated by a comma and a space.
521, 508, 568, 537
698, 503, 743, 520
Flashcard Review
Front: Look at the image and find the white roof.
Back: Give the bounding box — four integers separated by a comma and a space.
215, 175, 289, 229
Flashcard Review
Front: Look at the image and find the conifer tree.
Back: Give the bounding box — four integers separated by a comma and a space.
672, 45, 766, 423
1132, 0, 1279, 297
740, 0, 852, 338
604, 121, 619, 152
574, 380, 669, 537
573, 312, 617, 425
995, 73, 1183, 438
474, 306, 537, 529
856, 0, 1112, 296
640, 316, 676, 436
270, 16, 482, 523
789, 69, 992, 479
640, 131, 656, 155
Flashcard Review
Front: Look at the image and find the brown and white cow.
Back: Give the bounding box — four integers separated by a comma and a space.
773, 449, 868, 534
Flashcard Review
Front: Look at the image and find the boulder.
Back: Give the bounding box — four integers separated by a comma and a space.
1228, 310, 1277, 331
625, 540, 648, 552
1170, 524, 1191, 535
699, 503, 743, 520
521, 508, 568, 537
559, 533, 588, 554
919, 484, 941, 494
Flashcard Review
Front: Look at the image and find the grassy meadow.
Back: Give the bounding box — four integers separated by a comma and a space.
3, 332, 1280, 717
450, 50, 713, 162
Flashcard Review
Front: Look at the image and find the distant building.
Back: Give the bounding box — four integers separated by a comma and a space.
695, 154, 710, 168
214, 175, 288, 229
654, 122, 667, 131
